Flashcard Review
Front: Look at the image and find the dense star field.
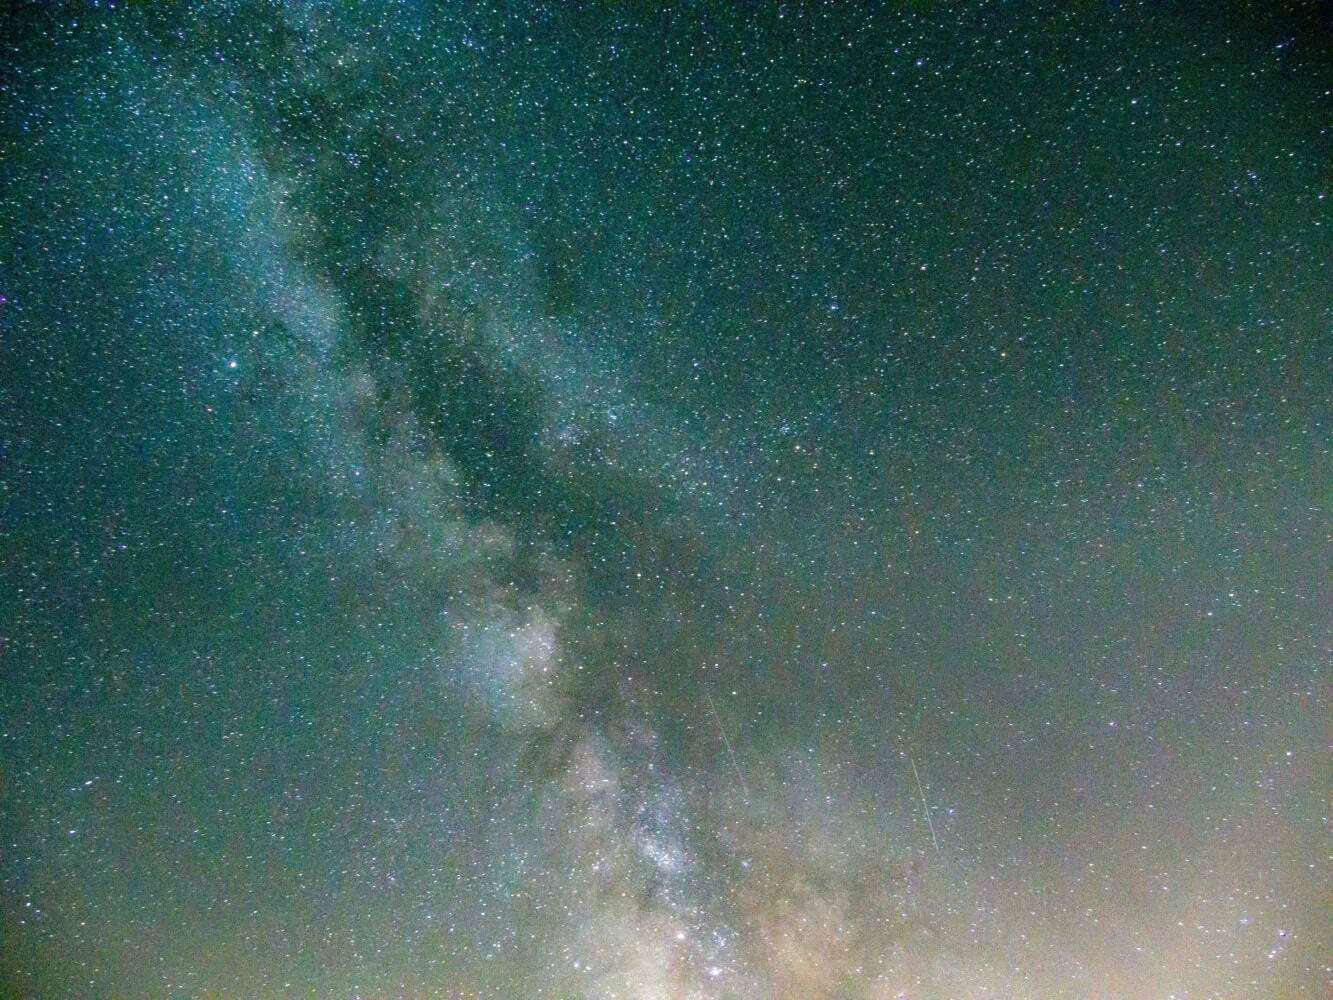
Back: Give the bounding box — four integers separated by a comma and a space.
1, 2, 1329, 997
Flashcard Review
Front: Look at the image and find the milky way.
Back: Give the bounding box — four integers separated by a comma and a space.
1, 3, 1328, 997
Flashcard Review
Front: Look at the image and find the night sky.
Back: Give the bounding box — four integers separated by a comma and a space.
1, 2, 1330, 997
